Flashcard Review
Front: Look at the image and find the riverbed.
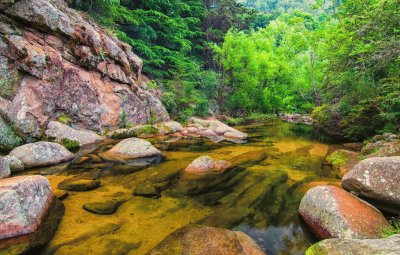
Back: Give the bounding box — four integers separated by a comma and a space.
26, 119, 342, 255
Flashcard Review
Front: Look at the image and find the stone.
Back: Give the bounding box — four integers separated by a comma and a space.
163, 121, 183, 133
100, 138, 162, 161
298, 185, 390, 239
146, 225, 265, 255
3, 155, 24, 173
184, 156, 232, 176
9, 141, 74, 168
83, 200, 123, 215
0, 156, 10, 179
306, 235, 400, 255
58, 178, 101, 191
325, 149, 359, 178
45, 121, 104, 147
361, 140, 400, 158
224, 130, 248, 140
0, 175, 53, 240
342, 157, 400, 214
189, 117, 248, 140
133, 182, 160, 198
0, 116, 23, 151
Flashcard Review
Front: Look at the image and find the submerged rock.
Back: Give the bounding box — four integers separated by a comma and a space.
45, 121, 104, 147
325, 149, 359, 178
134, 182, 161, 198
298, 185, 389, 239
58, 178, 101, 191
342, 157, 400, 214
9, 142, 74, 169
0, 156, 10, 179
100, 138, 162, 162
184, 156, 232, 176
0, 175, 54, 240
83, 200, 123, 215
306, 235, 400, 255
146, 225, 265, 255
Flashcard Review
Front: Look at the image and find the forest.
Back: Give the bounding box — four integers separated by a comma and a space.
69, 0, 399, 140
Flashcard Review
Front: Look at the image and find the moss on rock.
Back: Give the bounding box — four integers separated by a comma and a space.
0, 117, 23, 151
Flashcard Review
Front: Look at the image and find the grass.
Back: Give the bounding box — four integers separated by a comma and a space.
383, 218, 400, 237
57, 115, 72, 124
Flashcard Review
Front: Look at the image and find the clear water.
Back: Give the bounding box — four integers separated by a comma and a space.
25, 119, 341, 255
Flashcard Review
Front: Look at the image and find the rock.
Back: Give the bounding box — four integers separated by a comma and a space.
361, 140, 400, 158
306, 235, 400, 255
0, 116, 23, 151
280, 113, 313, 125
45, 121, 104, 147
342, 142, 363, 151
187, 126, 198, 133
83, 200, 123, 215
0, 0, 169, 141
164, 121, 183, 133
342, 157, 400, 214
146, 225, 265, 255
58, 178, 101, 191
0, 156, 10, 179
298, 185, 390, 239
0, 175, 54, 240
224, 130, 248, 140
184, 156, 232, 176
133, 182, 160, 198
100, 138, 162, 161
3, 155, 24, 173
53, 189, 68, 201
9, 141, 74, 168
326, 149, 359, 178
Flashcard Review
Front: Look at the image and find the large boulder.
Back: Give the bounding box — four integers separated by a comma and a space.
0, 175, 54, 240
45, 121, 104, 147
342, 157, 400, 214
306, 235, 400, 255
184, 156, 232, 176
326, 149, 359, 178
0, 156, 10, 179
361, 139, 400, 158
100, 138, 162, 161
9, 141, 74, 168
146, 225, 265, 255
0, 0, 169, 141
298, 185, 389, 239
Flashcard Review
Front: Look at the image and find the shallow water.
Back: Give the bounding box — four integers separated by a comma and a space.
26, 120, 341, 255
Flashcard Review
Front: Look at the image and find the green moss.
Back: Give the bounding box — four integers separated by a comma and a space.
137, 125, 158, 135
326, 150, 349, 169
0, 117, 23, 151
305, 242, 328, 255
383, 218, 400, 237
57, 115, 72, 124
60, 138, 80, 149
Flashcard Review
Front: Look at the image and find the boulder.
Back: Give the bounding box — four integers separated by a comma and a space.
100, 138, 162, 161
306, 235, 400, 255
3, 155, 24, 173
326, 149, 359, 178
184, 156, 232, 176
58, 178, 101, 191
224, 130, 248, 140
146, 225, 265, 255
361, 140, 400, 158
45, 121, 104, 147
0, 156, 10, 179
133, 182, 161, 198
0, 175, 53, 240
83, 200, 123, 215
342, 157, 400, 214
9, 142, 74, 168
298, 185, 389, 239
164, 121, 183, 133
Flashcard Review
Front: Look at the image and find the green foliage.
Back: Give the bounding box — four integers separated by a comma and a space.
57, 115, 72, 124
60, 138, 80, 150
137, 125, 158, 135
120, 110, 128, 128
326, 150, 349, 169
383, 218, 400, 237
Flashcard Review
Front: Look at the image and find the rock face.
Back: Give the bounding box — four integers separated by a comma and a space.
9, 141, 74, 168
184, 156, 232, 176
342, 157, 400, 214
298, 185, 389, 239
100, 138, 162, 161
0, 116, 23, 151
0, 156, 10, 179
146, 225, 265, 255
0, 175, 53, 240
45, 121, 104, 147
0, 0, 169, 146
326, 149, 359, 178
306, 235, 400, 255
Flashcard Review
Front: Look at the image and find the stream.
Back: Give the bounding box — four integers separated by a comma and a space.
25, 119, 342, 255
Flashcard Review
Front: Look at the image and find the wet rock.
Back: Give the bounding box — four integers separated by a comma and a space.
45, 121, 104, 147
298, 185, 389, 239
0, 156, 10, 179
0, 116, 23, 151
0, 196, 64, 255
342, 157, 400, 214
134, 182, 160, 198
3, 155, 24, 173
100, 138, 162, 162
325, 149, 359, 178
184, 156, 232, 176
146, 225, 265, 255
224, 130, 248, 140
9, 142, 74, 168
53, 189, 68, 201
230, 150, 267, 168
306, 235, 400, 255
0, 175, 54, 239
58, 178, 101, 191
83, 200, 123, 215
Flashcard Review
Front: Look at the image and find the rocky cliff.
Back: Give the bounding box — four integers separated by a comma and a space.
0, 0, 169, 146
